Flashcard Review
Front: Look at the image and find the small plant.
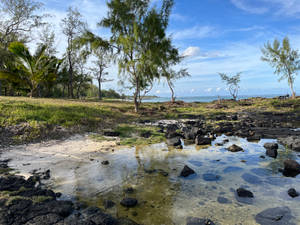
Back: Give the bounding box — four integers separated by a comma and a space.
218, 72, 241, 101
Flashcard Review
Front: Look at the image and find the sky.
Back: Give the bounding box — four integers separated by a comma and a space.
38, 0, 300, 97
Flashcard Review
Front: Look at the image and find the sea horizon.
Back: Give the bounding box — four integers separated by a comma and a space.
142, 94, 287, 103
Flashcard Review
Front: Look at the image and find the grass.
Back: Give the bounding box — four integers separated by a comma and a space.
1, 96, 300, 145
91, 124, 165, 146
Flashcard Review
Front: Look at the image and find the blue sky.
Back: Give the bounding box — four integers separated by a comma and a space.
39, 0, 300, 97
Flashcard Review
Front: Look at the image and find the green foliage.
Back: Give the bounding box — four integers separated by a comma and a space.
261, 36, 300, 98
219, 72, 241, 100
1, 42, 61, 97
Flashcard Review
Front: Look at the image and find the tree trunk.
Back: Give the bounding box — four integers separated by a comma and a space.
98, 78, 102, 100
0, 81, 2, 96
290, 81, 296, 99
134, 77, 140, 113
167, 79, 175, 103
62, 85, 65, 98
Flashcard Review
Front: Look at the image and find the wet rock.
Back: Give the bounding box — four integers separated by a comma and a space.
101, 160, 110, 165
264, 143, 278, 158
120, 198, 138, 207
183, 127, 203, 140
255, 206, 295, 225
158, 169, 169, 177
195, 135, 212, 145
217, 196, 231, 204
180, 165, 196, 177
279, 136, 300, 152
166, 137, 182, 147
104, 200, 116, 209
0, 175, 36, 191
144, 168, 157, 174
186, 217, 216, 225
242, 173, 262, 185
282, 159, 300, 177
260, 155, 266, 159
236, 188, 254, 198
287, 188, 299, 198
103, 131, 120, 137
202, 173, 221, 181
227, 144, 243, 152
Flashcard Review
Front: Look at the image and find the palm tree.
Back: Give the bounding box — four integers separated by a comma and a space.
0, 42, 61, 97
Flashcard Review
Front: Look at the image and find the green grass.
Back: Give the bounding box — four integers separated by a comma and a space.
91, 124, 165, 146
1, 96, 300, 145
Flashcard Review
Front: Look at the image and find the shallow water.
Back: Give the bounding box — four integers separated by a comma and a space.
2, 135, 300, 225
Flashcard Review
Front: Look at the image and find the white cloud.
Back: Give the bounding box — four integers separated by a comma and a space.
230, 0, 269, 14
172, 25, 215, 40
216, 87, 221, 92
205, 88, 213, 92
182, 46, 200, 57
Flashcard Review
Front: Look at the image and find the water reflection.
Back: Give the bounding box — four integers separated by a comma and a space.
3, 135, 300, 225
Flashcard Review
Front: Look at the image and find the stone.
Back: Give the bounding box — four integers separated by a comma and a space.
120, 198, 138, 208
227, 144, 243, 152
180, 165, 196, 177
195, 135, 212, 145
287, 188, 299, 198
103, 131, 120, 136
236, 188, 254, 198
101, 160, 109, 165
282, 159, 300, 177
264, 142, 278, 151
217, 196, 231, 204
255, 207, 295, 225
166, 137, 182, 147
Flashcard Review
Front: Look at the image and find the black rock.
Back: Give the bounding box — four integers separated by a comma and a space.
264, 142, 278, 151
180, 165, 196, 177
282, 159, 300, 177
227, 144, 243, 152
101, 160, 109, 165
140, 131, 151, 138
120, 198, 138, 207
236, 188, 254, 198
186, 217, 216, 225
124, 187, 134, 194
195, 135, 211, 145
287, 188, 299, 198
255, 207, 295, 225
103, 131, 120, 136
166, 137, 182, 147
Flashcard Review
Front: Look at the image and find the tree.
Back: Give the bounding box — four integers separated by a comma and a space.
165, 69, 189, 102
0, 42, 61, 97
101, 0, 175, 112
218, 72, 241, 100
0, 0, 44, 96
261, 37, 300, 99
61, 7, 85, 98
75, 31, 111, 100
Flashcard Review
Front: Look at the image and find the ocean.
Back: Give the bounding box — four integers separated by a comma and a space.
142, 94, 282, 103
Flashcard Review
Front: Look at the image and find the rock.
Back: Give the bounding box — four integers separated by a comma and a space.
183, 127, 203, 140
186, 217, 216, 225
227, 144, 243, 152
279, 136, 300, 152
120, 198, 138, 207
255, 207, 295, 225
236, 188, 254, 198
264, 142, 278, 150
264, 143, 278, 158
101, 160, 109, 165
287, 188, 299, 198
282, 159, 300, 177
140, 130, 151, 138
180, 165, 196, 177
103, 131, 120, 137
195, 135, 211, 145
166, 137, 182, 147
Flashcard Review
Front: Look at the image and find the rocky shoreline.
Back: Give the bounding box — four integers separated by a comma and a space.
1, 109, 300, 224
